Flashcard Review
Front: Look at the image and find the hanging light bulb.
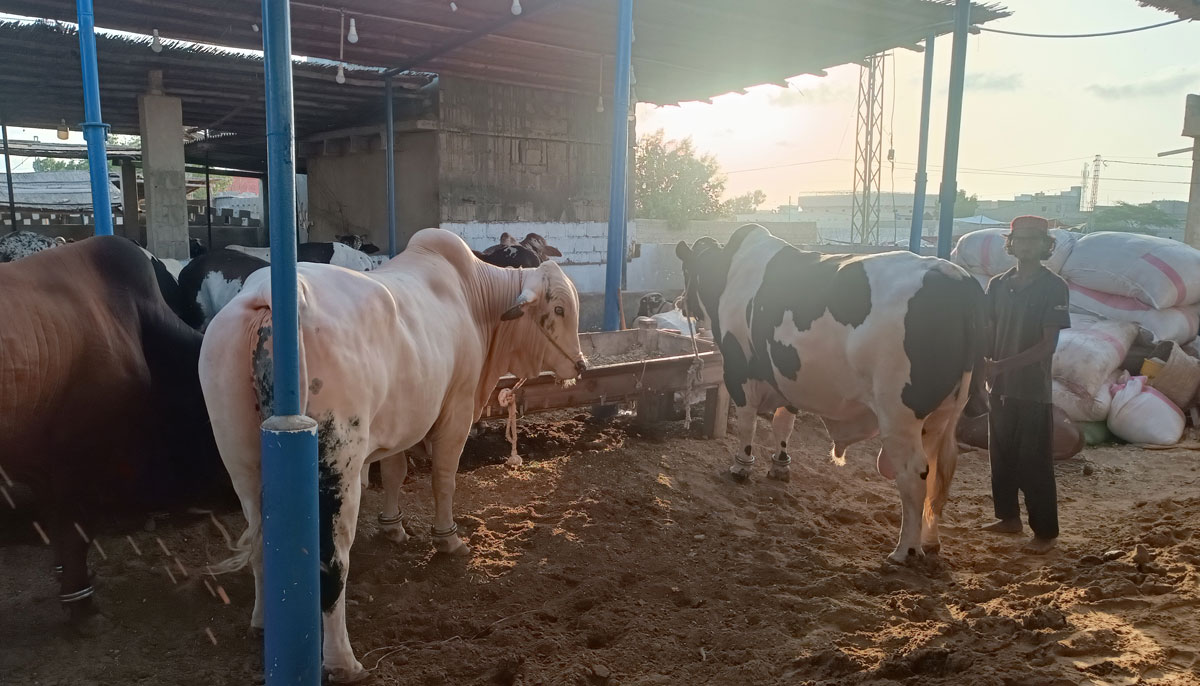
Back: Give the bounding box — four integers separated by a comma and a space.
347, 17, 358, 43
335, 64, 346, 84
251, 23, 260, 33
596, 95, 604, 113
450, 1, 457, 10
511, 0, 522, 15
56, 119, 69, 140
151, 28, 163, 53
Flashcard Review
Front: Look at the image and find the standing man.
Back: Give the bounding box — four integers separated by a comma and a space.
981, 215, 1070, 554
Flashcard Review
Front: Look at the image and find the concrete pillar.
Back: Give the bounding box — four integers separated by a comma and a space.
138, 70, 188, 258
118, 158, 142, 243
1184, 94, 1200, 248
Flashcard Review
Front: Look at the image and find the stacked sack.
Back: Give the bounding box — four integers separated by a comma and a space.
1060, 232, 1200, 346
953, 228, 1200, 446
952, 227, 1079, 288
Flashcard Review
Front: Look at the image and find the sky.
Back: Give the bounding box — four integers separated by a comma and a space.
3, 2, 1197, 208
635, 0, 1199, 208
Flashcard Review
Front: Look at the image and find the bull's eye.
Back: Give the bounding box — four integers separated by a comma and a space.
554, 306, 565, 317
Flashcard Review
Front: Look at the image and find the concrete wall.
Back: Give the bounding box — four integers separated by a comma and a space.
139, 94, 189, 259
437, 76, 611, 224
306, 130, 439, 250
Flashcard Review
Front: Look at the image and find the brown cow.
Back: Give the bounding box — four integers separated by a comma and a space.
0, 236, 230, 632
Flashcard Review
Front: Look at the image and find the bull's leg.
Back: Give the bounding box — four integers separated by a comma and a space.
377, 453, 409, 545
48, 511, 99, 629
729, 403, 758, 482
319, 455, 367, 683
880, 428, 929, 565
429, 407, 474, 556
767, 407, 796, 482
921, 395, 965, 555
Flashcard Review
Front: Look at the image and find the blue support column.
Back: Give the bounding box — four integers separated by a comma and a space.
909, 33, 935, 254
602, 0, 634, 332
384, 75, 398, 258
75, 0, 113, 236
260, 0, 322, 683
936, 0, 971, 259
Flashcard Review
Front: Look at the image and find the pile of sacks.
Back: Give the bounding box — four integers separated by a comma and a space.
954, 229, 1200, 446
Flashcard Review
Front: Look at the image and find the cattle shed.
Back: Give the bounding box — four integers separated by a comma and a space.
1, 1, 1006, 268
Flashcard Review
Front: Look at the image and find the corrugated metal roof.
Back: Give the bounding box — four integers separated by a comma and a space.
0, 171, 122, 210
1, 0, 1009, 106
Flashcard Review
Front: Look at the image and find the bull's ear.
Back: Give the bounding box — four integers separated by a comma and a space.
542, 244, 563, 257
500, 270, 544, 321
500, 289, 536, 320
675, 240, 691, 261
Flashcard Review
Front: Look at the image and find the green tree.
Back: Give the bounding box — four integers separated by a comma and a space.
722, 189, 767, 217
1089, 201, 1180, 234
32, 157, 89, 172
635, 130, 727, 223
953, 188, 979, 218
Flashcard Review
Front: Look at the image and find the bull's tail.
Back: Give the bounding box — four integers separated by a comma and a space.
199, 282, 308, 578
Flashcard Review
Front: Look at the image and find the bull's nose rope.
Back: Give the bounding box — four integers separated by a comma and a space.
499, 378, 527, 468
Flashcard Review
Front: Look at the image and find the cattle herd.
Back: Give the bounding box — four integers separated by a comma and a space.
0, 224, 986, 682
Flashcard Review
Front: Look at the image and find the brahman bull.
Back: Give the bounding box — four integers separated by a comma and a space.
200, 228, 586, 681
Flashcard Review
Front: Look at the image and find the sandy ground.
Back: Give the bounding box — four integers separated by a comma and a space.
2, 410, 1199, 686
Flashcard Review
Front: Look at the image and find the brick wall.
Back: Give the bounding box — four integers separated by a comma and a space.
436, 76, 616, 224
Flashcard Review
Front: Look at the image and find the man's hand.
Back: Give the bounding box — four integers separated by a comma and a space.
983, 357, 1002, 382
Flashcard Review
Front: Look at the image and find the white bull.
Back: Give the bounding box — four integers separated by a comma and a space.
200, 228, 587, 681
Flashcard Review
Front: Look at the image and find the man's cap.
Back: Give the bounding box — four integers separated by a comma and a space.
1009, 215, 1050, 237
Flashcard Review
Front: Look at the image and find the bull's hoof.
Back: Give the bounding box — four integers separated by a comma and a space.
325, 661, 370, 684
382, 524, 410, 545
728, 464, 753, 483
886, 546, 925, 566
767, 466, 790, 482
247, 625, 265, 640
432, 534, 471, 557
69, 612, 112, 637
922, 540, 942, 555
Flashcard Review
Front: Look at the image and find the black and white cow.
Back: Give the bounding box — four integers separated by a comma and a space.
0, 231, 66, 262
176, 248, 270, 331
475, 232, 563, 269
676, 224, 985, 564
227, 241, 374, 272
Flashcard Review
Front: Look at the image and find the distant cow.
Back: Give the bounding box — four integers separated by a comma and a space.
200, 228, 586, 681
676, 224, 985, 564
0, 230, 65, 262
0, 237, 229, 630
176, 248, 270, 331
227, 241, 375, 271
476, 232, 562, 268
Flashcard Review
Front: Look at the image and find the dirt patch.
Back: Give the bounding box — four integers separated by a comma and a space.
3, 413, 1199, 685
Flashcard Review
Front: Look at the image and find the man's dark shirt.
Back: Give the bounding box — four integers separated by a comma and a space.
986, 265, 1071, 403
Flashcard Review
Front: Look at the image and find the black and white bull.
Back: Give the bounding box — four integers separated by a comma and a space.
676, 224, 985, 564
176, 248, 270, 331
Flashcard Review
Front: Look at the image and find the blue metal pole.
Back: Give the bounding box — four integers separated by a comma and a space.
75, 0, 113, 236
909, 33, 935, 254
602, 0, 634, 332
384, 76, 398, 258
936, 0, 971, 259
260, 0, 321, 683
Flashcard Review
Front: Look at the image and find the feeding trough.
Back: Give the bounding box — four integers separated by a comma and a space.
482, 319, 730, 438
